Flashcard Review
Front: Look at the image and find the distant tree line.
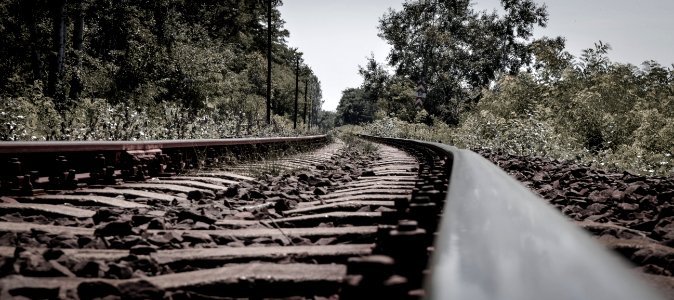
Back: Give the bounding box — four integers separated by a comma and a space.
0, 0, 327, 140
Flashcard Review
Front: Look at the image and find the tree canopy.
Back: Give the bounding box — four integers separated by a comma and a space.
336, 0, 548, 126
0, 0, 327, 140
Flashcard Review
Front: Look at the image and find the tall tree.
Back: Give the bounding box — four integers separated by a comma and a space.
358, 55, 389, 113
22, 0, 45, 83
378, 0, 548, 124
69, 0, 84, 100
47, 0, 67, 104
336, 88, 375, 125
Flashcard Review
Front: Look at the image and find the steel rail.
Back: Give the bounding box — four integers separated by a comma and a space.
362, 136, 664, 300
0, 135, 327, 153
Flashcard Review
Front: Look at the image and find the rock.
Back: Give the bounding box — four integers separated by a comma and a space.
232, 211, 256, 220
107, 262, 133, 279
17, 250, 64, 277
77, 281, 120, 300
122, 235, 149, 248
375, 206, 396, 212
625, 183, 647, 196
0, 232, 17, 246
585, 203, 608, 215
617, 203, 639, 212
0, 196, 18, 203
532, 172, 546, 182
654, 217, 674, 242
162, 232, 183, 244
177, 210, 216, 224
657, 190, 674, 203
314, 187, 328, 196
130, 245, 158, 256
588, 190, 612, 203
92, 209, 119, 225
361, 170, 376, 177
42, 248, 64, 261
315, 179, 333, 187
74, 260, 107, 278
95, 221, 135, 237
248, 190, 267, 200
641, 264, 672, 276
123, 255, 159, 274
187, 190, 204, 201
147, 218, 166, 230
48, 235, 79, 249
537, 184, 554, 194
227, 241, 246, 247
192, 221, 211, 230
118, 280, 164, 300
224, 185, 239, 198
297, 173, 309, 182
0, 256, 16, 276
181, 232, 213, 244
275, 199, 298, 212
314, 237, 337, 246
611, 190, 625, 201
10, 286, 60, 300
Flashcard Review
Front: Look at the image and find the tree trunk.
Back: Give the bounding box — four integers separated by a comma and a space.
69, 0, 84, 100
47, 0, 67, 105
22, 0, 43, 82
293, 57, 299, 129
266, 0, 272, 124
153, 1, 169, 47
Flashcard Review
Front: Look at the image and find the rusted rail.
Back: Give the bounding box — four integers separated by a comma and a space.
0, 135, 328, 195
0, 136, 327, 153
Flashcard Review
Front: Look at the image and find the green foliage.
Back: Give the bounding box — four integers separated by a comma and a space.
0, 0, 331, 140
1, 94, 320, 141
358, 41, 674, 175
336, 88, 374, 125
0, 85, 62, 141
377, 0, 548, 124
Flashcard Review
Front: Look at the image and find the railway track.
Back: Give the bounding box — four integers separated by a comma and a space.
0, 135, 668, 299
0, 135, 447, 299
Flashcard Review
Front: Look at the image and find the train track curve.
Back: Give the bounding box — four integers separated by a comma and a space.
0, 135, 668, 299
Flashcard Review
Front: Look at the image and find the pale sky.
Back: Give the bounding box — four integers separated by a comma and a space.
279, 0, 674, 111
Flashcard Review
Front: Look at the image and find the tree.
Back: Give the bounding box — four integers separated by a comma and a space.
336, 88, 375, 125
529, 36, 573, 84
378, 0, 548, 124
47, 0, 66, 105
1, 0, 323, 140
359, 55, 388, 102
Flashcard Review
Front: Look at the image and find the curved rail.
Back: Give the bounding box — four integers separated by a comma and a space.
0, 135, 328, 194
361, 136, 664, 300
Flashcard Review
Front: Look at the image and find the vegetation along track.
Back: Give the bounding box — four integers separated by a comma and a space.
0, 135, 450, 299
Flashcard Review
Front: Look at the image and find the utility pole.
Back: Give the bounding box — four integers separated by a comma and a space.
293, 54, 299, 129
303, 74, 308, 127
266, 0, 272, 124
308, 82, 314, 130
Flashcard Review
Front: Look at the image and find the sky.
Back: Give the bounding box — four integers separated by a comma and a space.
278, 0, 674, 111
